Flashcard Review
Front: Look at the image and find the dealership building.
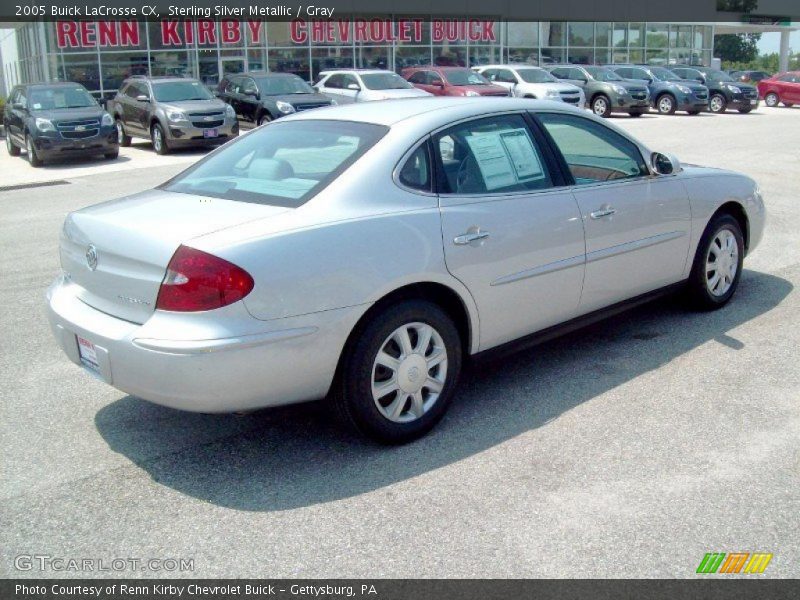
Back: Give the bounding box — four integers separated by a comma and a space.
1, 19, 797, 99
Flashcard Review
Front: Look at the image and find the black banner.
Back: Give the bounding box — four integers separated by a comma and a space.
3, 580, 800, 600
2, 0, 799, 21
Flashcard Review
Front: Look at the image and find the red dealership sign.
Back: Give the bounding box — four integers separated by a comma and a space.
55, 19, 496, 49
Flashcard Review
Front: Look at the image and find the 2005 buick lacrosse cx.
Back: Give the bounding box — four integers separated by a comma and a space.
47, 97, 765, 443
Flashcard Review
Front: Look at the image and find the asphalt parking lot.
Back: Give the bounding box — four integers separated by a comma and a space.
1, 106, 798, 578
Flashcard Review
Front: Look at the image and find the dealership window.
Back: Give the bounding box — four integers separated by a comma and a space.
595, 49, 611, 65
150, 51, 193, 78
506, 22, 539, 47
470, 46, 502, 67
628, 49, 644, 64
248, 49, 267, 72
612, 23, 627, 49
269, 48, 311, 81
61, 53, 101, 93
646, 24, 668, 50
671, 25, 692, 48
197, 49, 219, 86
567, 48, 592, 65
266, 22, 294, 46
357, 46, 390, 70
506, 47, 540, 65
694, 25, 713, 50
540, 22, 565, 47
312, 47, 354, 79
568, 23, 594, 47
100, 52, 148, 92
395, 46, 432, 73
628, 23, 644, 47
541, 48, 566, 65
646, 48, 667, 65
595, 23, 610, 48
433, 45, 466, 67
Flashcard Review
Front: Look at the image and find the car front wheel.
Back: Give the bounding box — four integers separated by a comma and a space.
657, 94, 676, 114
151, 123, 169, 155
764, 92, 779, 107
332, 300, 462, 444
687, 214, 744, 310
709, 93, 727, 113
26, 134, 43, 167
116, 120, 131, 146
5, 130, 20, 156
257, 113, 272, 126
592, 95, 612, 117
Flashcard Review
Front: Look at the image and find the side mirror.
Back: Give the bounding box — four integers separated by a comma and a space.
12, 102, 25, 110
432, 80, 445, 88
652, 152, 681, 175
245, 89, 259, 98
346, 83, 361, 91
135, 95, 150, 103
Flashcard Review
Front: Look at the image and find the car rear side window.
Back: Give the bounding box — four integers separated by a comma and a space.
433, 114, 553, 195
537, 112, 648, 185
398, 143, 432, 192
162, 120, 389, 208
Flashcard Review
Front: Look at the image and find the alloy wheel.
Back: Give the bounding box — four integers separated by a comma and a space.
593, 97, 608, 116
116, 122, 125, 144
705, 229, 739, 297
371, 322, 448, 423
5, 134, 11, 152
709, 95, 725, 113
658, 96, 674, 114
765, 93, 779, 107
152, 127, 162, 152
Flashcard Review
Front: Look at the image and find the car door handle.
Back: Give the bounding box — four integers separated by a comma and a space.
454, 231, 490, 245
590, 207, 617, 219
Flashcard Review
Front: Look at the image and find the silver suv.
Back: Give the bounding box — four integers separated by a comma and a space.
108, 76, 238, 154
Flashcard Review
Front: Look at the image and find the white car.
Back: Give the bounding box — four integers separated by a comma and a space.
474, 64, 585, 107
314, 69, 432, 103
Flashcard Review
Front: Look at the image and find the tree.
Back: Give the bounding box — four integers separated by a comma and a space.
714, 33, 761, 63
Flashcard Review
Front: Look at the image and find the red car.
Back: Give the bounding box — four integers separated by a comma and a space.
402, 66, 509, 97
757, 71, 800, 107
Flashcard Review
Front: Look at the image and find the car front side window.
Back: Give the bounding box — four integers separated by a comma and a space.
536, 112, 648, 185
433, 114, 554, 195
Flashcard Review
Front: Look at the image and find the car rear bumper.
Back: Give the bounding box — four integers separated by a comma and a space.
46, 275, 364, 413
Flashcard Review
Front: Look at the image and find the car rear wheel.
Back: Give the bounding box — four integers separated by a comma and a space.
687, 214, 744, 310
25, 134, 43, 167
257, 113, 272, 126
764, 92, 779, 107
332, 299, 462, 444
104, 149, 119, 160
738, 108, 753, 113
656, 94, 676, 115
629, 109, 645, 117
591, 95, 611, 118
151, 123, 169, 155
709, 93, 727, 113
115, 120, 131, 146
5, 131, 20, 156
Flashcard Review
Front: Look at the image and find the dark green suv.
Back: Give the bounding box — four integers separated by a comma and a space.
547, 65, 651, 117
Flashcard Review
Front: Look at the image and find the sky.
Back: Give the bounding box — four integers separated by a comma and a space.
756, 25, 799, 54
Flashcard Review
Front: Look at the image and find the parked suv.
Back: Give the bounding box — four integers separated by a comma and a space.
471, 64, 585, 106
546, 65, 650, 117
402, 66, 509, 97
757, 71, 800, 107
217, 72, 333, 126
314, 69, 431, 103
670, 67, 759, 113
4, 82, 118, 167
606, 65, 708, 115
108, 76, 238, 154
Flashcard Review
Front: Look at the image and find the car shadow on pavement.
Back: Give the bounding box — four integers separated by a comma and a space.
95, 269, 792, 512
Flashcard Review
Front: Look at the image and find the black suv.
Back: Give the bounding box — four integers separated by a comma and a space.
4, 82, 118, 167
670, 67, 759, 113
216, 72, 333, 126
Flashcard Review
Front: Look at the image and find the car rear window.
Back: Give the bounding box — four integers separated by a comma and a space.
360, 73, 413, 90
162, 120, 388, 208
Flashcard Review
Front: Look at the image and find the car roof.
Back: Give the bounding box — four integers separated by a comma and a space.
478, 64, 545, 70
24, 81, 87, 89
284, 96, 579, 127
320, 69, 392, 75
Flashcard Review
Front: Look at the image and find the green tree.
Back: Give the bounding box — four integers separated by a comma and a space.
714, 33, 761, 63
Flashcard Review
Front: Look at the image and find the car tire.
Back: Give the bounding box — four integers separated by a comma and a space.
257, 112, 272, 126
656, 93, 677, 115
5, 130, 20, 156
738, 108, 753, 113
709, 93, 727, 113
104, 150, 119, 160
783, 102, 794, 107
764, 92, 779, 107
629, 109, 645, 117
686, 214, 745, 311
332, 299, 462, 444
25, 134, 43, 167
115, 119, 131, 146
591, 95, 612, 118
150, 123, 169, 155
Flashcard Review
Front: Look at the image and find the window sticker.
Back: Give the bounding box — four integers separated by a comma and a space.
465, 127, 544, 191
32, 103, 42, 109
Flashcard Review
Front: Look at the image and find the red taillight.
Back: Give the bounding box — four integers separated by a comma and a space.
156, 245, 254, 312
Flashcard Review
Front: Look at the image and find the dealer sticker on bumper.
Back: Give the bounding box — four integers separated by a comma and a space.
76, 335, 100, 374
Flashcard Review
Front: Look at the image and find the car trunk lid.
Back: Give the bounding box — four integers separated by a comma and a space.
60, 189, 288, 323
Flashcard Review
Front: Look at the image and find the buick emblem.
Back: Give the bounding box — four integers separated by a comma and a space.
85, 244, 98, 271
407, 366, 420, 383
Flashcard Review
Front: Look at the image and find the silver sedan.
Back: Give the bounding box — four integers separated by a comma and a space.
47, 98, 765, 443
